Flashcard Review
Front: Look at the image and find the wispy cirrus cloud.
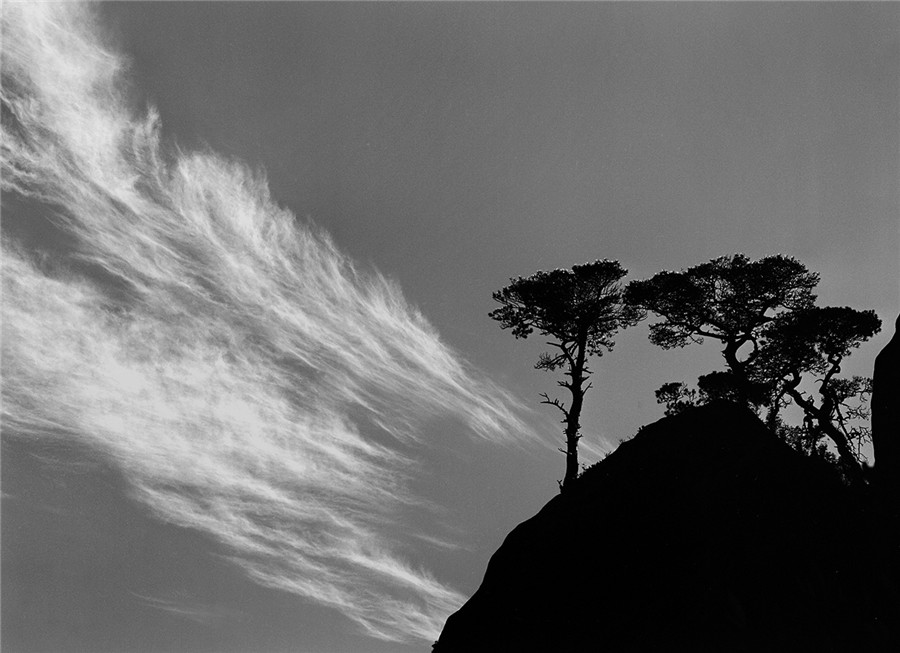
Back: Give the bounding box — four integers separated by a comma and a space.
1, 2, 536, 642
131, 592, 244, 627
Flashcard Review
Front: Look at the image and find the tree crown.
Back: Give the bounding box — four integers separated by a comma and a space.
490, 260, 645, 369
754, 306, 881, 381
625, 254, 819, 350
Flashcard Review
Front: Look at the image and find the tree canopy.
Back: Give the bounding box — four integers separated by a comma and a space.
625, 254, 819, 396
490, 261, 645, 365
627, 254, 881, 483
490, 260, 644, 491
755, 306, 881, 479
756, 306, 882, 383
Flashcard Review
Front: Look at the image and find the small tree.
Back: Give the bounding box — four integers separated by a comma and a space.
490, 260, 645, 492
654, 370, 769, 416
655, 382, 699, 417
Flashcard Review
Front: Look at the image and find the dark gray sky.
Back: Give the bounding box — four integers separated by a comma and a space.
3, 3, 898, 652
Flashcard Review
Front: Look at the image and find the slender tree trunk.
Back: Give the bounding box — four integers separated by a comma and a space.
764, 384, 788, 432
561, 335, 588, 492
786, 387, 863, 485
723, 340, 742, 376
723, 339, 754, 406
563, 382, 584, 491
765, 403, 779, 431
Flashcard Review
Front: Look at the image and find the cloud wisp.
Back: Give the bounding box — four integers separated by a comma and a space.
1, 3, 536, 642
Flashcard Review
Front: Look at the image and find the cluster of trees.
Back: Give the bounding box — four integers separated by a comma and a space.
491, 254, 882, 491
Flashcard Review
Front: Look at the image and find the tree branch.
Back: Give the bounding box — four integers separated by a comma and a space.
539, 392, 570, 420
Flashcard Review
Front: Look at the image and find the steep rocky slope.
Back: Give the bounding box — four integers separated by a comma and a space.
433, 402, 900, 652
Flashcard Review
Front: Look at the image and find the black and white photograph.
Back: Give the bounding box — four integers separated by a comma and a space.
2, 2, 898, 652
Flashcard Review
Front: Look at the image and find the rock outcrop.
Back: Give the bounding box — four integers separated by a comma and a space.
874, 314, 900, 512
433, 402, 900, 652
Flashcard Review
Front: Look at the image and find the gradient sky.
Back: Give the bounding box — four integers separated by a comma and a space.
3, 3, 898, 653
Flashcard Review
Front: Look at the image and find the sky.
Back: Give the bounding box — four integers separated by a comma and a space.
1, 2, 898, 653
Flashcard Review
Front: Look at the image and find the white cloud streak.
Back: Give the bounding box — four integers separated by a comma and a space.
131, 592, 244, 627
1, 2, 536, 643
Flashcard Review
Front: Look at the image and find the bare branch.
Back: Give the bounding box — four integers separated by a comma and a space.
539, 392, 570, 419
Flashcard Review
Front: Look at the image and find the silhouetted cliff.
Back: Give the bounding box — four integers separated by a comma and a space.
434, 403, 900, 652
874, 314, 900, 514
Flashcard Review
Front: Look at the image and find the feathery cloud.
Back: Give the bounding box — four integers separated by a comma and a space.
1, 2, 535, 642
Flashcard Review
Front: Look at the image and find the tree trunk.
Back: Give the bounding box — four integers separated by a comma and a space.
723, 339, 754, 406
561, 334, 588, 493
786, 387, 863, 485
562, 384, 584, 492
723, 340, 742, 375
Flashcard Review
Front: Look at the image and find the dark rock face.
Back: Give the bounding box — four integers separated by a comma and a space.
874, 314, 900, 509
433, 403, 900, 652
